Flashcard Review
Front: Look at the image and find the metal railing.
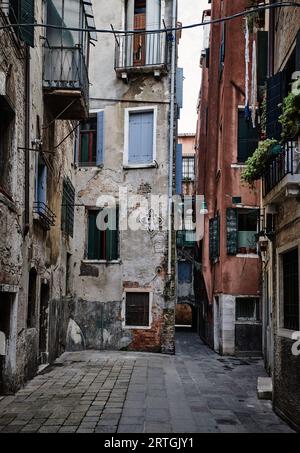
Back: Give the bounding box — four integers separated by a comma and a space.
263, 142, 298, 196
115, 31, 168, 70
43, 46, 89, 103
33, 202, 56, 230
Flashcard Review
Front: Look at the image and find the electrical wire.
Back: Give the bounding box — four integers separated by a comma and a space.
0, 2, 300, 35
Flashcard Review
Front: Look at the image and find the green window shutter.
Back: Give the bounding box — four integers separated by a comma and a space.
209, 216, 220, 261
88, 211, 101, 260
257, 31, 268, 88
20, 0, 35, 47
209, 219, 214, 261
106, 208, 119, 261
237, 111, 259, 163
216, 215, 220, 258
227, 208, 238, 255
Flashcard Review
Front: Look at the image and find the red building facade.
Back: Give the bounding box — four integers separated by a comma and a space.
195, 0, 262, 355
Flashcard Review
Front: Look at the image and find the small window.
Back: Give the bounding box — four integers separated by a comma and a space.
182, 157, 195, 180
87, 208, 119, 261
0, 119, 9, 193
35, 155, 47, 207
237, 110, 259, 163
237, 209, 258, 253
125, 292, 150, 327
282, 248, 299, 331
227, 208, 258, 255
128, 110, 154, 165
79, 117, 97, 166
236, 297, 260, 322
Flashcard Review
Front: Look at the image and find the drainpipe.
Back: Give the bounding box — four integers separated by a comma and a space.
167, 0, 177, 276
24, 45, 30, 236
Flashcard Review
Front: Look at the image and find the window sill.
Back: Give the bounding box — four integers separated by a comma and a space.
277, 328, 300, 340
82, 259, 121, 265
236, 253, 260, 259
0, 189, 17, 213
235, 320, 262, 325
123, 325, 151, 330
77, 164, 103, 169
123, 163, 157, 169
231, 163, 247, 168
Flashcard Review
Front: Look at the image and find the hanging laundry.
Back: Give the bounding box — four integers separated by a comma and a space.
244, 19, 251, 120
251, 39, 257, 128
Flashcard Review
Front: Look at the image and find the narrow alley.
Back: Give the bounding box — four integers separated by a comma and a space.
0, 331, 293, 434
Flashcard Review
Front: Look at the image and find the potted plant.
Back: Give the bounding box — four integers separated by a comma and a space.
241, 138, 278, 186
279, 78, 300, 140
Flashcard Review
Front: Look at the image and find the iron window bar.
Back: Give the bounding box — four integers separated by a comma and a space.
263, 141, 296, 196
33, 202, 56, 230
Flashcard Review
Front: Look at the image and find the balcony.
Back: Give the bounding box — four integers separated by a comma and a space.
33, 202, 56, 231
114, 31, 168, 78
43, 46, 89, 120
263, 141, 300, 204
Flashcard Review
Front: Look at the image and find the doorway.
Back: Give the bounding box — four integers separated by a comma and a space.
39, 283, 49, 365
0, 293, 12, 394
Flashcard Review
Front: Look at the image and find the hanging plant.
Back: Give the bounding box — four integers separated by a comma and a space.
279, 78, 300, 141
241, 139, 278, 186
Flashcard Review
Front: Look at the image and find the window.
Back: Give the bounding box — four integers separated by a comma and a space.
227, 208, 258, 255
209, 215, 220, 262
236, 298, 260, 322
126, 109, 155, 166
0, 96, 14, 196
125, 292, 150, 327
182, 157, 195, 180
79, 112, 104, 167
282, 248, 299, 331
9, 0, 35, 47
61, 177, 75, 237
237, 110, 259, 163
87, 208, 119, 261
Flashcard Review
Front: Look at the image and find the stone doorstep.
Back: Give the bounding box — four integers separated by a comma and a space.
257, 377, 272, 400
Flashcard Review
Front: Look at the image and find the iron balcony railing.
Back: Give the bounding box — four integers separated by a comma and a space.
43, 46, 89, 103
33, 202, 56, 230
263, 141, 298, 196
115, 31, 168, 71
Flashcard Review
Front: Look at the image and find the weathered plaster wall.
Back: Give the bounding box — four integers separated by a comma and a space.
72, 0, 176, 354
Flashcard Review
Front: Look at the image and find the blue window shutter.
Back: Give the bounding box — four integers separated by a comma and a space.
128, 111, 153, 164
38, 162, 47, 205
176, 144, 183, 194
176, 68, 184, 109
34, 156, 38, 202
96, 111, 104, 166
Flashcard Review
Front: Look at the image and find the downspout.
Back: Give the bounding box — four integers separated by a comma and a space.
167, 0, 177, 276
24, 45, 30, 236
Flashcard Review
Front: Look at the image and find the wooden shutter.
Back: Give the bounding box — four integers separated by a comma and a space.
175, 144, 183, 195
106, 208, 119, 261
209, 216, 220, 261
226, 208, 238, 255
88, 211, 101, 260
257, 31, 268, 88
146, 0, 160, 64
96, 111, 104, 166
237, 111, 259, 162
128, 111, 154, 164
176, 68, 184, 109
266, 71, 285, 140
125, 292, 149, 327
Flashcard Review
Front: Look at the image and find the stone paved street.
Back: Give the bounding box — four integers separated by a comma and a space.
0, 331, 294, 433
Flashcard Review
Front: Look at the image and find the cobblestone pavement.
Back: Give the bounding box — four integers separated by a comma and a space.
0, 331, 294, 433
